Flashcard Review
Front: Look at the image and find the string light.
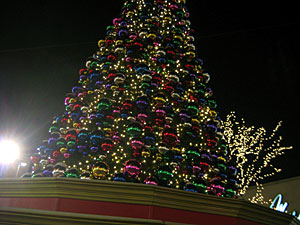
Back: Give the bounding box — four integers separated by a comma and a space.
28, 0, 239, 198
221, 111, 292, 204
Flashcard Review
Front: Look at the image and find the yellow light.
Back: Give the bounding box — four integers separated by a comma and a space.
221, 111, 292, 204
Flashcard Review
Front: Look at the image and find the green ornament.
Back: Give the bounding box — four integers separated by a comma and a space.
192, 181, 207, 194
65, 168, 80, 178
90, 61, 99, 67
67, 140, 76, 148
207, 100, 217, 109
225, 189, 236, 198
157, 165, 173, 181
186, 149, 201, 160
65, 105, 72, 112
106, 25, 114, 31
56, 141, 65, 147
127, 124, 142, 138
49, 126, 59, 133
187, 105, 199, 115
97, 99, 111, 111
217, 163, 227, 172
141, 82, 151, 89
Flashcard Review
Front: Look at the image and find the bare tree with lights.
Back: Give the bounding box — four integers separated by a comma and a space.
221, 111, 292, 204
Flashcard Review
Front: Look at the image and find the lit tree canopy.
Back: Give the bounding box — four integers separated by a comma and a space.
221, 112, 292, 203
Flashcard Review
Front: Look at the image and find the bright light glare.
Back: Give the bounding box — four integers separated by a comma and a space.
0, 140, 20, 164
20, 162, 27, 167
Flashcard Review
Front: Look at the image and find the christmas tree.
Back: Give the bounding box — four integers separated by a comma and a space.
29, 0, 238, 198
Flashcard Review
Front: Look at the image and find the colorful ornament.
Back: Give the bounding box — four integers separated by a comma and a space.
124, 159, 141, 177
127, 122, 142, 138
157, 165, 173, 181
92, 162, 109, 179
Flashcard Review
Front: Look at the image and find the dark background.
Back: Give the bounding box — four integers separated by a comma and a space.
0, 0, 299, 180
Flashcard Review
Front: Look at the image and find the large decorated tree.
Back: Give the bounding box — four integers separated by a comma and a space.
30, 0, 239, 198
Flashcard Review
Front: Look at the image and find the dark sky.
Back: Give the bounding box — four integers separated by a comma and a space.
0, 0, 299, 180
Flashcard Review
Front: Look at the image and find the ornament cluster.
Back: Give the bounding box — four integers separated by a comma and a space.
29, 0, 239, 198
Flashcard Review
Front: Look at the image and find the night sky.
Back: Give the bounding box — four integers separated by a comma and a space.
0, 0, 299, 180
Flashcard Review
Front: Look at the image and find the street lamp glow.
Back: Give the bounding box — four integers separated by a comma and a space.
0, 140, 20, 164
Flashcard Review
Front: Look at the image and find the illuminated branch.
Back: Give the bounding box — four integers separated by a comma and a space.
221, 112, 292, 204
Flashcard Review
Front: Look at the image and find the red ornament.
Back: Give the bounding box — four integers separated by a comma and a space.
162, 128, 178, 147
124, 159, 141, 177
101, 139, 114, 151
163, 81, 174, 92
200, 162, 210, 172
155, 108, 166, 117
208, 184, 225, 197
122, 100, 133, 111
107, 72, 116, 81
53, 150, 61, 158
193, 164, 201, 175
31, 156, 40, 164
206, 138, 217, 148
64, 153, 71, 158
155, 118, 164, 126
130, 139, 145, 150
65, 134, 76, 141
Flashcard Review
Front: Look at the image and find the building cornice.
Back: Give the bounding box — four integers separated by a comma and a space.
0, 178, 299, 225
